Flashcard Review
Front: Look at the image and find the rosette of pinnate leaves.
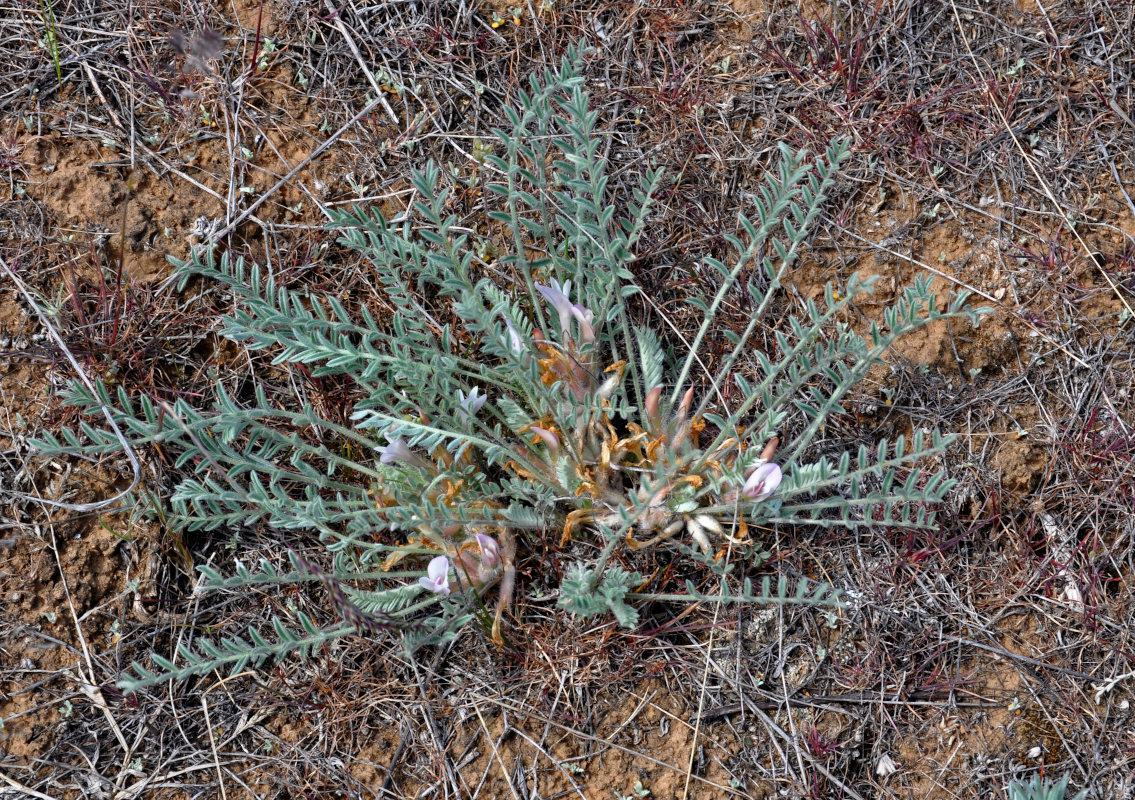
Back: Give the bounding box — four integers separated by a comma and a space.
33, 46, 983, 690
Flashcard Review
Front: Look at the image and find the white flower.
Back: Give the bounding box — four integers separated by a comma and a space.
418, 556, 451, 596
378, 438, 433, 471
458, 387, 488, 422
503, 317, 524, 355
742, 462, 782, 501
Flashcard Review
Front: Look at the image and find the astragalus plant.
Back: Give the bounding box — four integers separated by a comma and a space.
1009, 775, 1086, 800
34, 47, 982, 691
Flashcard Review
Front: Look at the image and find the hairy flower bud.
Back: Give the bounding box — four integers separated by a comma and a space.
529, 426, 560, 455
645, 385, 663, 431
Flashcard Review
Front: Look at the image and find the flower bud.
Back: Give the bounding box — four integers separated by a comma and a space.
645, 385, 663, 431
529, 426, 560, 455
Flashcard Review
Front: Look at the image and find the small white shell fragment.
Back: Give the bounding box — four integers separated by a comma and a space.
875, 753, 897, 778
1061, 582, 1084, 611
1027, 746, 1042, 759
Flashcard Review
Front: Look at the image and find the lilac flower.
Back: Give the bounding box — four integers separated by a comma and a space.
378, 438, 433, 471
473, 533, 500, 569
742, 462, 782, 501
535, 279, 594, 343
535, 279, 574, 334
454, 533, 503, 591
418, 556, 451, 596
458, 387, 488, 422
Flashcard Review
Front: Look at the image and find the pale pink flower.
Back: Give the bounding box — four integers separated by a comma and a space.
418, 556, 451, 596
742, 462, 782, 501
473, 533, 500, 569
454, 533, 503, 591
